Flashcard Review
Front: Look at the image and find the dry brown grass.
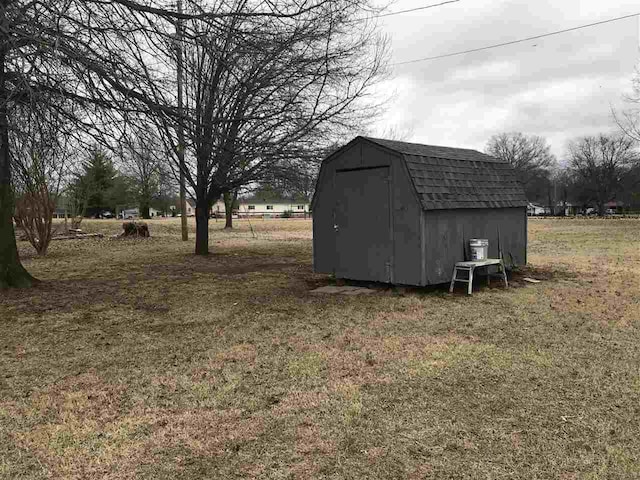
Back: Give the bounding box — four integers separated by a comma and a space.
2, 217, 640, 479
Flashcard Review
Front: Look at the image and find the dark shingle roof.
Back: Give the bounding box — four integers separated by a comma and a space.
362, 137, 527, 210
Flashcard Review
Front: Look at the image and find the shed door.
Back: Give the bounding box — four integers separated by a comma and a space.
334, 167, 392, 282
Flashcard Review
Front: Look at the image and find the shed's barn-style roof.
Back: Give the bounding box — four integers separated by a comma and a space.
361, 137, 527, 210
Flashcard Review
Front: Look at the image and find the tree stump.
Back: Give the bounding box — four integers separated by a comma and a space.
122, 222, 150, 237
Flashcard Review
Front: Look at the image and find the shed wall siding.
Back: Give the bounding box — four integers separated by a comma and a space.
423, 207, 527, 285
390, 158, 422, 285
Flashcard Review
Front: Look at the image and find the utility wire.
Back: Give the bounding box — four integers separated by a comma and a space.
373, 0, 459, 19
394, 12, 640, 65
349, 0, 459, 23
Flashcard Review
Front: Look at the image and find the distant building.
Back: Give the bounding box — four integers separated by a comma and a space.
168, 200, 196, 216
211, 197, 310, 217
186, 199, 196, 216
120, 207, 161, 219
605, 200, 624, 213
527, 203, 549, 216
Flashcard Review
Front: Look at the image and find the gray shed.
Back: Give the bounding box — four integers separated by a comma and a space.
312, 136, 528, 286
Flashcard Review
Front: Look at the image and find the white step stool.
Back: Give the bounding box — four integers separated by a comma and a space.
449, 259, 508, 295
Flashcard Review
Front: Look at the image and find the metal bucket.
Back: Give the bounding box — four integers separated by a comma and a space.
469, 238, 489, 260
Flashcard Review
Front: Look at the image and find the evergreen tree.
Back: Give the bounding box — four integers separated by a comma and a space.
82, 150, 117, 216
68, 150, 136, 217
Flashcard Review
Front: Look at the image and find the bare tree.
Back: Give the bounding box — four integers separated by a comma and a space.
0, 0, 103, 286
370, 124, 415, 142
154, 163, 179, 216
615, 66, 640, 143
63, 178, 88, 230
568, 134, 639, 216
486, 132, 556, 202
548, 167, 574, 216
118, 126, 164, 219
259, 153, 323, 202
0, 0, 388, 287
126, 0, 388, 254
10, 106, 72, 254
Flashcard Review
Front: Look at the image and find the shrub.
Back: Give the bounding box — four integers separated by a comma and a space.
14, 186, 55, 255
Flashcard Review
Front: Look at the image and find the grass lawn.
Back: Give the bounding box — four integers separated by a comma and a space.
1, 217, 640, 479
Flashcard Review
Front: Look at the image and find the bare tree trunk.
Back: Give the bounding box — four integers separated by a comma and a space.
0, 187, 33, 288
597, 201, 606, 217
0, 1, 35, 288
195, 196, 209, 255
223, 190, 237, 229
140, 201, 151, 219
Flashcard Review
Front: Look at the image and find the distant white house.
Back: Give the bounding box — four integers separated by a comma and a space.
121, 207, 162, 219
168, 200, 196, 216
211, 197, 310, 217
527, 203, 549, 216
186, 199, 196, 216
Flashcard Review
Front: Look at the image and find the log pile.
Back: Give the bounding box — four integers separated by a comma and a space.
50, 228, 104, 241
51, 233, 104, 241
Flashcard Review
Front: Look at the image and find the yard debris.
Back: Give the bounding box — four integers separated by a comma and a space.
51, 233, 104, 241
311, 285, 377, 295
523, 277, 541, 284
51, 227, 103, 241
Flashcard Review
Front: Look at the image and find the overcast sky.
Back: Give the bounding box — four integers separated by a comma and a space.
369, 0, 639, 160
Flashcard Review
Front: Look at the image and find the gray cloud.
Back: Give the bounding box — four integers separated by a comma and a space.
372, 0, 639, 157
